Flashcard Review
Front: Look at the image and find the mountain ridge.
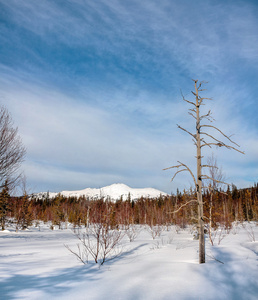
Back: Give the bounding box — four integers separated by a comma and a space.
33, 183, 168, 201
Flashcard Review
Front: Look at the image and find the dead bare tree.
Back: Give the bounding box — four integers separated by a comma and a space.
164, 79, 244, 263
0, 106, 26, 189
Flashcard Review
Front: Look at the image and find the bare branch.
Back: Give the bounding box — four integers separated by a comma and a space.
168, 199, 198, 214
199, 80, 208, 86
189, 108, 196, 114
181, 90, 195, 106
200, 97, 213, 101
170, 168, 188, 182
200, 142, 245, 154
200, 131, 226, 144
183, 98, 196, 106
201, 165, 218, 169
201, 175, 230, 186
192, 138, 197, 146
200, 110, 215, 123
163, 164, 182, 171
201, 139, 212, 148
177, 161, 197, 186
188, 112, 197, 120
177, 125, 196, 140
201, 124, 240, 147
200, 110, 211, 118
205, 185, 228, 195
64, 244, 86, 265
202, 216, 210, 221
164, 161, 197, 186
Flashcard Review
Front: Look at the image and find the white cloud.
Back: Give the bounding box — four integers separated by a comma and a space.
1, 0, 257, 193
2, 70, 256, 193
1, 75, 189, 192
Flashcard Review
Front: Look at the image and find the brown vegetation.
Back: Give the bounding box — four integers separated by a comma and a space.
6, 183, 258, 230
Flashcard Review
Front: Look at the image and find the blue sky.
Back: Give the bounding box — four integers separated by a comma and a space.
0, 0, 258, 194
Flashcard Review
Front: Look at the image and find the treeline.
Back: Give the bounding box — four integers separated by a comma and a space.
2, 183, 257, 231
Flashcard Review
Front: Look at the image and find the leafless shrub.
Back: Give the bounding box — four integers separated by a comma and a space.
148, 225, 163, 239
206, 224, 229, 246
231, 222, 240, 235
165, 224, 172, 231
125, 224, 140, 242
225, 225, 231, 234
167, 232, 175, 244
217, 227, 226, 245
242, 223, 256, 242
175, 225, 181, 234
188, 225, 196, 235
66, 223, 125, 265
150, 240, 160, 250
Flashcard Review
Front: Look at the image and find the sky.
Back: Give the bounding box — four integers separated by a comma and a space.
0, 0, 258, 194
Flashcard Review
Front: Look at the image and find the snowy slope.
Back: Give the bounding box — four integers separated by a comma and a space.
33, 183, 168, 200
0, 222, 257, 300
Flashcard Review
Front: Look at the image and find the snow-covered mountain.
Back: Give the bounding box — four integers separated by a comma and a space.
33, 183, 168, 201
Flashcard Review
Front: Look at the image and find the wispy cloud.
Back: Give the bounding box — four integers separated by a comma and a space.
3, 69, 255, 193
0, 0, 257, 193
1, 73, 189, 192
2, 0, 258, 85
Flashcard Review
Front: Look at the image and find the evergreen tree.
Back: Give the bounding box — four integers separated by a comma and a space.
0, 182, 10, 230
15, 193, 33, 231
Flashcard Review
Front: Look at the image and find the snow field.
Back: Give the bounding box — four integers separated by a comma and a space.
0, 222, 257, 299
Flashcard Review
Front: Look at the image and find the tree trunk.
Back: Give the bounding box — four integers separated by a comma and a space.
196, 85, 205, 264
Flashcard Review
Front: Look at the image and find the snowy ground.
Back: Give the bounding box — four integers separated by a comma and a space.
0, 222, 257, 300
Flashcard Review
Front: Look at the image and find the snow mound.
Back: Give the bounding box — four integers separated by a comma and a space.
33, 183, 168, 201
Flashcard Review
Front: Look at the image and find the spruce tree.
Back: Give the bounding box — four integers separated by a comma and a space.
0, 182, 10, 230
